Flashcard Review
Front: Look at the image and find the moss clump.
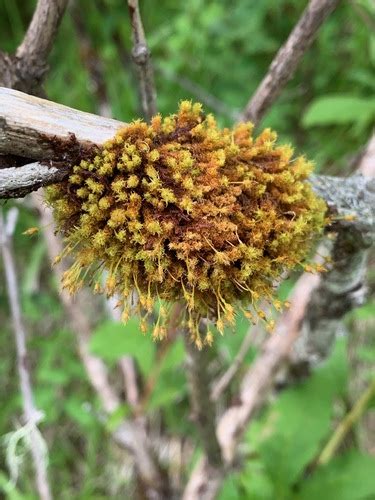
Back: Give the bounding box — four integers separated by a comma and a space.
46, 101, 326, 346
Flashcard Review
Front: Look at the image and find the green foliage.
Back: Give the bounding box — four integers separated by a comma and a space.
90, 319, 155, 374
0, 473, 26, 500
295, 452, 375, 500
90, 319, 189, 419
302, 95, 375, 128
302, 95, 375, 140
219, 339, 375, 499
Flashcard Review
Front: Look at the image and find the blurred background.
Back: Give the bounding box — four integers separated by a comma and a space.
0, 0, 374, 498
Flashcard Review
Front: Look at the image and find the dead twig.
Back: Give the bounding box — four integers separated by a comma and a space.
0, 87, 124, 161
240, 0, 341, 124
17, 0, 68, 76
118, 357, 140, 411
70, 6, 112, 118
184, 337, 223, 469
127, 0, 157, 121
317, 377, 375, 465
211, 322, 265, 402
0, 0, 69, 93
0, 208, 52, 500
0, 162, 70, 199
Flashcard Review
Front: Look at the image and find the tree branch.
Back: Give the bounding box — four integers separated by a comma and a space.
184, 337, 223, 468
317, 377, 375, 466
211, 320, 266, 402
0, 162, 70, 199
0, 0, 69, 94
0, 87, 124, 161
0, 87, 374, 235
240, 0, 340, 124
0, 208, 52, 500
127, 0, 157, 121
289, 138, 375, 377
182, 458, 223, 500
16, 0, 68, 74
70, 5, 112, 118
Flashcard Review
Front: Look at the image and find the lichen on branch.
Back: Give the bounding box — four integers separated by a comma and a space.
46, 101, 326, 346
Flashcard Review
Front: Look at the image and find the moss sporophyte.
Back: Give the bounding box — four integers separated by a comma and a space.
46, 101, 326, 347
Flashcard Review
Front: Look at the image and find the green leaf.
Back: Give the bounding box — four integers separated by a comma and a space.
157, 337, 185, 373
351, 302, 375, 320
0, 472, 26, 500
241, 460, 275, 500
370, 35, 375, 67
295, 452, 375, 500
147, 371, 186, 410
302, 95, 375, 127
247, 339, 348, 491
106, 404, 130, 432
218, 474, 241, 500
21, 240, 45, 296
89, 319, 155, 374
356, 346, 375, 363
64, 398, 97, 428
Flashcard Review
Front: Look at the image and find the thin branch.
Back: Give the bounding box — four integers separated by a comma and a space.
218, 272, 321, 462
182, 458, 223, 500
317, 377, 375, 465
240, 0, 341, 124
0, 162, 70, 199
16, 0, 68, 73
0, 208, 52, 500
157, 65, 240, 121
118, 357, 140, 411
127, 0, 157, 121
0, 0, 69, 93
184, 336, 223, 468
211, 321, 266, 402
70, 6, 112, 118
140, 302, 183, 409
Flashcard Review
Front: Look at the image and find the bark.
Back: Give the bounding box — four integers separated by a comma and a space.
240, 0, 341, 124
0, 87, 123, 160
0, 0, 69, 94
184, 339, 223, 468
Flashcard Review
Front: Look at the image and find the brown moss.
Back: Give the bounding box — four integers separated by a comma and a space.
46, 101, 326, 347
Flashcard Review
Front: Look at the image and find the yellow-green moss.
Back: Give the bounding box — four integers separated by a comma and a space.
46, 101, 326, 347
